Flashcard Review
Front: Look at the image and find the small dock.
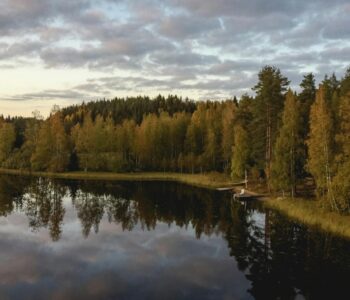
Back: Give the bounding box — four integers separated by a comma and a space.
215, 181, 247, 191
216, 178, 267, 200
232, 189, 266, 201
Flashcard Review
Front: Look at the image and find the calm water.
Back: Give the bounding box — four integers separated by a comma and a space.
0, 175, 349, 300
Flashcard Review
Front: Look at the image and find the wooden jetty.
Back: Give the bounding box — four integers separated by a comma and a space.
233, 188, 267, 201
233, 189, 256, 200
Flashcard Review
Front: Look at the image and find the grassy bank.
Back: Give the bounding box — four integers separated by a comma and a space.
0, 168, 234, 190
265, 197, 350, 240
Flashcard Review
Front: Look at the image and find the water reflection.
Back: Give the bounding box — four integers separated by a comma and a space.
0, 175, 349, 299
24, 178, 66, 241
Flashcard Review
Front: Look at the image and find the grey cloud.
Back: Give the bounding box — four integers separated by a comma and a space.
320, 46, 350, 63
5, 89, 89, 102
0, 40, 44, 60
150, 51, 219, 66
0, 0, 91, 34
83, 76, 176, 92
208, 60, 260, 75
40, 27, 173, 69
154, 65, 200, 81
0, 0, 350, 107
80, 72, 255, 95
157, 14, 220, 39
129, 0, 165, 23
322, 10, 350, 40
170, 0, 349, 18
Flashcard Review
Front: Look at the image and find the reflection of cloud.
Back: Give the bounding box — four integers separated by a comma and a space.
0, 209, 251, 299
0, 175, 251, 299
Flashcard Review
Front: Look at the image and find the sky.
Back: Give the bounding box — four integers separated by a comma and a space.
0, 0, 350, 117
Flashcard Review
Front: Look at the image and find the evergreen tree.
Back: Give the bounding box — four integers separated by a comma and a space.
252, 66, 290, 184
323, 73, 340, 103
340, 67, 350, 97
298, 73, 316, 136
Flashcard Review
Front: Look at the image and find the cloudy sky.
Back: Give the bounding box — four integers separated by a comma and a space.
1, 0, 350, 117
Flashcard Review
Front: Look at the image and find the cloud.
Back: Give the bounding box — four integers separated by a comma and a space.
157, 15, 220, 40
0, 0, 350, 115
4, 89, 89, 102
0, 40, 44, 60
150, 51, 219, 66
0, 0, 91, 35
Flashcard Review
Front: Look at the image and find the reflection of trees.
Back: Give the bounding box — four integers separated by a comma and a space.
2, 175, 350, 299
72, 181, 231, 238
73, 181, 350, 298
73, 191, 105, 238
24, 178, 66, 241
105, 196, 138, 231
0, 175, 28, 216
224, 200, 350, 300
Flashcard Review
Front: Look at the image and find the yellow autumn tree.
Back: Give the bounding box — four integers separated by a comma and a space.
333, 92, 350, 211
307, 85, 337, 209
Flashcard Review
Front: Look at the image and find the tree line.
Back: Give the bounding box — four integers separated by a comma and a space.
0, 66, 349, 211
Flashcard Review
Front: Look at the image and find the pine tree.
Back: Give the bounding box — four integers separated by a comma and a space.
340, 67, 350, 97
299, 73, 316, 136
271, 90, 302, 196
252, 66, 289, 185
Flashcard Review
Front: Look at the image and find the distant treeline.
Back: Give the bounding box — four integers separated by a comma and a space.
0, 66, 349, 211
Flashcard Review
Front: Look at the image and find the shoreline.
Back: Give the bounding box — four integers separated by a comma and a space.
1, 168, 349, 239
0, 168, 234, 190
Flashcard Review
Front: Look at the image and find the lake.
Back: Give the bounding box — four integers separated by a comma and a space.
0, 175, 349, 300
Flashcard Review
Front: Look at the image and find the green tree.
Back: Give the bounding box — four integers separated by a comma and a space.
252, 66, 289, 184
298, 73, 316, 135
340, 67, 350, 97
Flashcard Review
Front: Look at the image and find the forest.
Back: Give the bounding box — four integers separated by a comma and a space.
0, 66, 349, 212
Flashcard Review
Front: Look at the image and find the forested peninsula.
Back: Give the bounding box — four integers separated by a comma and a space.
1, 66, 349, 219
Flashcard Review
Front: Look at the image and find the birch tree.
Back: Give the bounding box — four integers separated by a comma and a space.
271, 90, 302, 196
307, 85, 337, 209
